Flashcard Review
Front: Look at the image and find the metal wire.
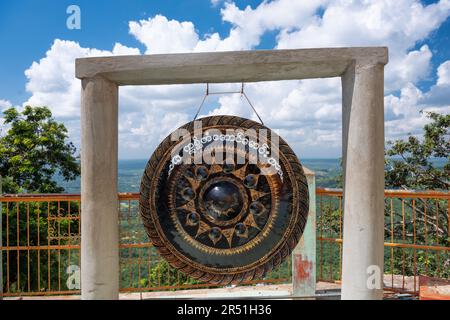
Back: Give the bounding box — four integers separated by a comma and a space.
192, 84, 209, 121
193, 83, 265, 125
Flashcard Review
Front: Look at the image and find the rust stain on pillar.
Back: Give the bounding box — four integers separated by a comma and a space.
293, 254, 314, 282
292, 167, 316, 297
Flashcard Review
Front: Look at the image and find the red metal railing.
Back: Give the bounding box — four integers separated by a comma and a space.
0, 193, 291, 297
0, 189, 448, 297
316, 188, 450, 294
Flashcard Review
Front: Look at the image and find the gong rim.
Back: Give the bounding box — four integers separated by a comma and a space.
139, 115, 309, 285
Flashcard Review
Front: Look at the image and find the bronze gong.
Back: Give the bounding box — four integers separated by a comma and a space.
139, 115, 309, 285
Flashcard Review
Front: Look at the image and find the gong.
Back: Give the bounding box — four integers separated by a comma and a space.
139, 115, 309, 285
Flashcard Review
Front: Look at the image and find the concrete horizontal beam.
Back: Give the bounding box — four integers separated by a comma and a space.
75, 47, 388, 86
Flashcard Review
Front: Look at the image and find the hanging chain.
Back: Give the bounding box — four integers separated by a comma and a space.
193, 83, 264, 125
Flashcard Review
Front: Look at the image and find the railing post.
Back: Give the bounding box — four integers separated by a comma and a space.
292, 167, 316, 298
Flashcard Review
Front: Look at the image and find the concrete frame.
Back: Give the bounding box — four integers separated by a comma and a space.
76, 47, 388, 300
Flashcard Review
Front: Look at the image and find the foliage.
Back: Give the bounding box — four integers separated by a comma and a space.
385, 111, 449, 191
148, 260, 198, 288
383, 112, 450, 278
1, 106, 80, 293
0, 105, 80, 193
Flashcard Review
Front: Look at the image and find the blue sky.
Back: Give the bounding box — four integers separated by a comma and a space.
0, 0, 449, 159
0, 0, 267, 105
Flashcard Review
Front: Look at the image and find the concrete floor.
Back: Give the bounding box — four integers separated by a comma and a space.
4, 282, 341, 300
4, 275, 421, 300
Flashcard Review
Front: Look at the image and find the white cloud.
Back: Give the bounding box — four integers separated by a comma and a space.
112, 42, 141, 56
129, 15, 199, 54
0, 99, 12, 134
385, 83, 423, 119
129, 1, 328, 53
384, 68, 450, 140
210, 0, 224, 7
18, 0, 450, 159
0, 99, 11, 110
24, 39, 116, 120
210, 0, 450, 150
21, 38, 205, 157
215, 0, 327, 50
387, 45, 433, 91
276, 0, 450, 91
437, 60, 450, 86
420, 60, 450, 106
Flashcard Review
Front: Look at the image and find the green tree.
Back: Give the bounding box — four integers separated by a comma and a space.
0, 105, 80, 193
385, 111, 449, 278
1, 106, 80, 293
385, 111, 449, 191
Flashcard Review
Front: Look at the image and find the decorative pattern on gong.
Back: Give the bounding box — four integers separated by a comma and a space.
168, 148, 280, 255
140, 116, 309, 285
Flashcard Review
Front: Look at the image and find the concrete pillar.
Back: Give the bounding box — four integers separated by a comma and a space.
292, 167, 316, 297
341, 62, 385, 300
81, 76, 119, 299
